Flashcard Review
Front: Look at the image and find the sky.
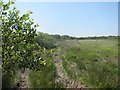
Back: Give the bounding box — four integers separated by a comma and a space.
9, 1, 118, 37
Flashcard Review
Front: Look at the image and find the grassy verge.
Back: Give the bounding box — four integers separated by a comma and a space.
2, 70, 20, 88
62, 40, 118, 88
28, 56, 63, 88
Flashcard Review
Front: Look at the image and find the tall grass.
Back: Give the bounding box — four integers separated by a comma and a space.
28, 56, 63, 88
62, 40, 118, 88
2, 70, 20, 88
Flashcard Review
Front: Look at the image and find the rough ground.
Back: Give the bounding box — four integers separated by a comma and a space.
13, 69, 29, 88
54, 53, 89, 89
12, 52, 89, 88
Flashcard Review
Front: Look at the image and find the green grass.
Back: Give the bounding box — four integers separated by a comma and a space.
62, 39, 118, 88
2, 70, 20, 88
28, 56, 63, 88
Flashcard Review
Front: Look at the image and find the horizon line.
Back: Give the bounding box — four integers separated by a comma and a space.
37, 31, 118, 38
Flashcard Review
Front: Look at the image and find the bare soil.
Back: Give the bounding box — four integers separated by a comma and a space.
13, 69, 29, 89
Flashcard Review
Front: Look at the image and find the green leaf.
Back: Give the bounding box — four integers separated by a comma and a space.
34, 24, 39, 28
3, 5, 10, 10
11, 1, 15, 4
2, 12, 7, 15
27, 11, 33, 14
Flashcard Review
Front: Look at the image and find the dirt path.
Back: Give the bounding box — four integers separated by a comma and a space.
54, 53, 89, 89
13, 69, 29, 88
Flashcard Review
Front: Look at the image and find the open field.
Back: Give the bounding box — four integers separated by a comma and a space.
2, 1, 118, 88
60, 39, 118, 88
25, 39, 119, 88
2, 39, 118, 88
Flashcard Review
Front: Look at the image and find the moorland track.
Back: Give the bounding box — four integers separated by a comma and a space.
54, 52, 89, 89
13, 69, 29, 89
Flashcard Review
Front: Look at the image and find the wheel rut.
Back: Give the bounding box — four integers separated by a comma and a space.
54, 53, 89, 89
13, 69, 29, 89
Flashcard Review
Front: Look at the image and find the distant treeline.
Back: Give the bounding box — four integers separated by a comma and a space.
35, 32, 118, 49
77, 35, 118, 40
50, 34, 118, 40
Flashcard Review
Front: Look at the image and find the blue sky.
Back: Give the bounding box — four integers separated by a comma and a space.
13, 2, 118, 37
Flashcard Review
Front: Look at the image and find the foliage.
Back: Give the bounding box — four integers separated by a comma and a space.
37, 32, 118, 41
1, 1, 62, 88
78, 35, 118, 40
1, 0, 45, 75
2, 70, 20, 88
35, 32, 56, 49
